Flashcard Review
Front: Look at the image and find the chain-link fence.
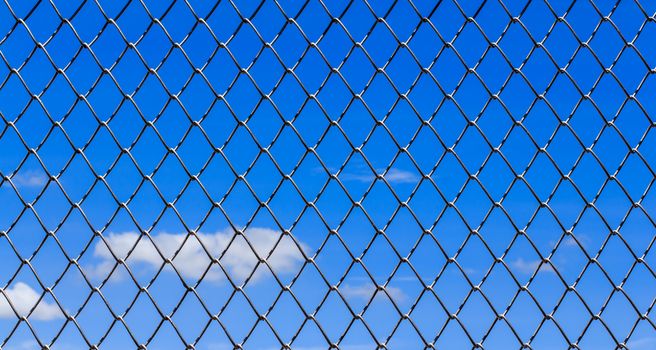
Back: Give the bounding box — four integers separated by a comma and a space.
1, 0, 655, 349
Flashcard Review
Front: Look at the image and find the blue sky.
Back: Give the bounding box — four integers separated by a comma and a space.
1, 0, 655, 349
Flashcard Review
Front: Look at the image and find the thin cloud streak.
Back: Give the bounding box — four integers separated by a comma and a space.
384, 168, 420, 184
341, 168, 420, 184
340, 283, 407, 303
510, 258, 555, 275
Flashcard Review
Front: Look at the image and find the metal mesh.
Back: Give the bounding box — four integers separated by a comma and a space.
1, 0, 655, 349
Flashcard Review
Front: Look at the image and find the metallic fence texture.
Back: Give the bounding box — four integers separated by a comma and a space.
1, 0, 656, 349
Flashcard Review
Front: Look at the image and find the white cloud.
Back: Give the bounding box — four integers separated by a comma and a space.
87, 227, 308, 283
10, 171, 48, 188
0, 283, 63, 321
510, 258, 555, 275
341, 168, 419, 184
340, 284, 407, 303
83, 260, 120, 281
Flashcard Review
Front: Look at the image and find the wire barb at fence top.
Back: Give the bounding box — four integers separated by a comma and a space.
0, 0, 655, 349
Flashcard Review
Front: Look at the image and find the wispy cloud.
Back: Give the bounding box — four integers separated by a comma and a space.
562, 234, 590, 248
384, 168, 420, 183
627, 337, 656, 350
293, 346, 372, 350
226, 345, 372, 350
340, 284, 407, 303
4, 340, 77, 350
10, 171, 48, 188
3, 340, 39, 350
86, 227, 308, 283
390, 275, 435, 283
340, 168, 420, 184
562, 236, 578, 247
0, 283, 63, 321
510, 258, 555, 275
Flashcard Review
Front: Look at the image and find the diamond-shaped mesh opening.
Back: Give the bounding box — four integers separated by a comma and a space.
1, 0, 655, 349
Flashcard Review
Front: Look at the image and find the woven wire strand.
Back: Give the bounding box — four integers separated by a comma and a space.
0, 0, 655, 349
